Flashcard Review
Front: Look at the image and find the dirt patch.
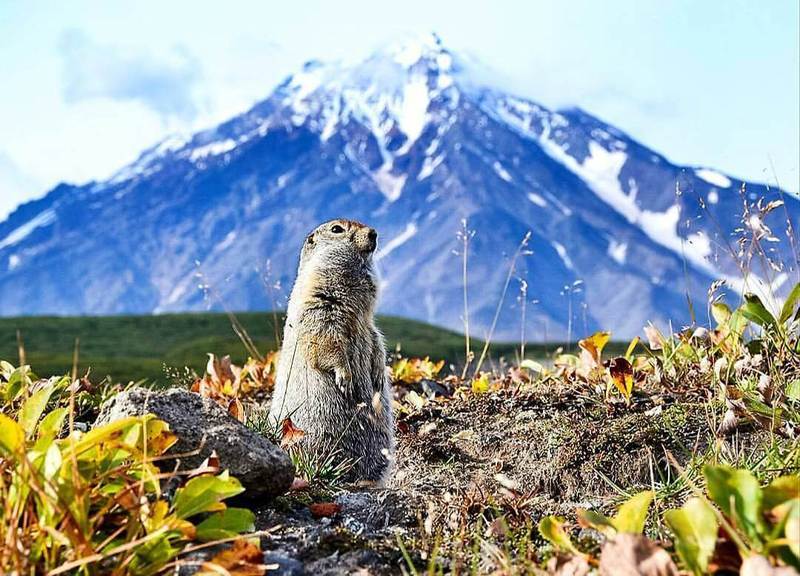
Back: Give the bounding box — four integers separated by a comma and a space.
247, 380, 777, 573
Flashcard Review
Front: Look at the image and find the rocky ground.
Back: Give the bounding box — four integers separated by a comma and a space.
96, 372, 784, 575
251, 385, 776, 574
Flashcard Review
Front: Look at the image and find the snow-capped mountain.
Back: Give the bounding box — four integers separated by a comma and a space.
1, 33, 796, 340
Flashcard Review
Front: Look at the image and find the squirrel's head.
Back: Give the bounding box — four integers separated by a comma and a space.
300, 219, 378, 270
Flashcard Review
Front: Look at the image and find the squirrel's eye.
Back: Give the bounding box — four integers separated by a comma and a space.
330, 224, 345, 234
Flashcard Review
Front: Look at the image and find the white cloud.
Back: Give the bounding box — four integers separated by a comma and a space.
59, 30, 203, 121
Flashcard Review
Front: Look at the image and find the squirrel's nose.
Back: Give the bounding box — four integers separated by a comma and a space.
362, 228, 377, 253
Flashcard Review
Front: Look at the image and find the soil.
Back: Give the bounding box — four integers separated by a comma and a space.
244, 378, 774, 574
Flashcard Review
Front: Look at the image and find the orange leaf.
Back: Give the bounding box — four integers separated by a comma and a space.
202, 539, 266, 576
228, 398, 245, 422
608, 357, 634, 400
280, 417, 306, 448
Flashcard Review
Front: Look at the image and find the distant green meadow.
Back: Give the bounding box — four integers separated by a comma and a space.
0, 312, 626, 384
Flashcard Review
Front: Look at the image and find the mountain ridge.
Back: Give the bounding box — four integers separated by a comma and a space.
1, 33, 796, 339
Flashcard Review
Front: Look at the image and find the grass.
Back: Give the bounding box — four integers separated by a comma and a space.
0, 366, 262, 574
0, 312, 629, 384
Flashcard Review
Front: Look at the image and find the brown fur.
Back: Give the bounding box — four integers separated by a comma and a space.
269, 219, 395, 483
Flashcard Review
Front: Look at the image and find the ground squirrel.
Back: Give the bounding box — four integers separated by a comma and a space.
269, 219, 395, 483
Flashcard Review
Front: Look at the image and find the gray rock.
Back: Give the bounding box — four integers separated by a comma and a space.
95, 387, 294, 498
420, 379, 452, 398
262, 551, 305, 576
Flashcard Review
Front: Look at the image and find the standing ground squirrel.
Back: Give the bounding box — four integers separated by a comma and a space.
269, 219, 395, 483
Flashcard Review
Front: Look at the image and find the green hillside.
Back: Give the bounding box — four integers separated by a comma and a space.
0, 312, 625, 384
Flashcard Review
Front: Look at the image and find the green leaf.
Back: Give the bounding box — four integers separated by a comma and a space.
538, 516, 580, 554
664, 497, 718, 575
612, 491, 654, 534
195, 507, 255, 541
19, 383, 56, 437
740, 293, 778, 330
780, 283, 800, 324
787, 381, 800, 402
37, 407, 69, 441
728, 310, 749, 339
128, 534, 180, 574
712, 302, 732, 327
173, 471, 244, 519
704, 465, 766, 544
0, 413, 24, 455
577, 508, 616, 536
763, 476, 800, 510
43, 443, 63, 480
5, 367, 35, 402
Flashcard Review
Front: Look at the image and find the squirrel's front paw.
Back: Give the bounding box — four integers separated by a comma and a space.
334, 366, 352, 388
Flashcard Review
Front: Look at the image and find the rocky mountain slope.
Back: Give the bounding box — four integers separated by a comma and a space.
1, 33, 796, 341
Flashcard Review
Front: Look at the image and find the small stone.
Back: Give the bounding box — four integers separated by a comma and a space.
263, 551, 305, 576
420, 379, 452, 398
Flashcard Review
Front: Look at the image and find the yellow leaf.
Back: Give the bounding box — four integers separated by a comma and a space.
612, 491, 653, 534
471, 373, 490, 394
624, 336, 640, 361
538, 516, 581, 555
579, 331, 611, 367
391, 356, 446, 383
0, 413, 25, 455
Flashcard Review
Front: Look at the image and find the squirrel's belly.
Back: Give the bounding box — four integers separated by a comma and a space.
269, 368, 394, 482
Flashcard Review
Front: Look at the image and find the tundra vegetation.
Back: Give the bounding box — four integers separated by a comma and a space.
1, 195, 799, 574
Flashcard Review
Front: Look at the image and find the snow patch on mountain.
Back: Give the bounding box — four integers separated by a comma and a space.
189, 139, 237, 161
551, 241, 574, 270
540, 136, 635, 221
110, 134, 189, 184
373, 165, 407, 201
608, 240, 627, 265
377, 222, 418, 260
695, 168, 732, 188
0, 209, 55, 249
396, 77, 430, 151
539, 132, 715, 273
527, 192, 547, 207
418, 154, 444, 181
493, 161, 513, 182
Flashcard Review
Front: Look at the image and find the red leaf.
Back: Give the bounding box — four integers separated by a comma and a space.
309, 502, 342, 518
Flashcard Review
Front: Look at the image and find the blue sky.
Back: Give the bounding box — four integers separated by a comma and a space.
0, 0, 797, 219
